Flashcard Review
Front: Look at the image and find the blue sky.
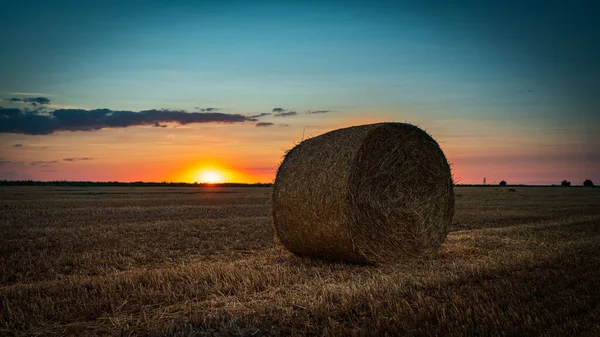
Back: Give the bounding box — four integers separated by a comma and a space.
0, 0, 598, 184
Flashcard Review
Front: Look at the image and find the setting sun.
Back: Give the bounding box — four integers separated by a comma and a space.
195, 169, 224, 184
169, 160, 262, 184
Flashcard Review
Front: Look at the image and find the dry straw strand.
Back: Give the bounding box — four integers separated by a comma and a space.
272, 122, 454, 264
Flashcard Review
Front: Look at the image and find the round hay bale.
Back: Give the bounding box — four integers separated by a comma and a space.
272, 122, 454, 264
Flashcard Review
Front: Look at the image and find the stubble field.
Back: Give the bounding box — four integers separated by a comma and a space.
1, 186, 599, 336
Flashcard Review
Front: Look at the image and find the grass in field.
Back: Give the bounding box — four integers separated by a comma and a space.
1, 186, 599, 336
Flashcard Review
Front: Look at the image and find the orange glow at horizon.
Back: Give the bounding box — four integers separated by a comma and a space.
167, 159, 268, 184
195, 169, 223, 184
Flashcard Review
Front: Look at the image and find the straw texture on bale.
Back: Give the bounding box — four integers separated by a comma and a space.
272, 122, 454, 264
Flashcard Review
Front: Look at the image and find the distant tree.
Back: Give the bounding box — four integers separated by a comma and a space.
499, 180, 507, 186
561, 180, 571, 187
583, 179, 594, 187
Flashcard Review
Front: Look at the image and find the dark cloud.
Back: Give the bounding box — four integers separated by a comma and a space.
0, 107, 257, 135
13, 143, 23, 147
153, 122, 167, 128
306, 110, 331, 114
2, 97, 51, 105
62, 157, 93, 161
0, 107, 22, 117
248, 112, 271, 118
30, 160, 59, 166
274, 110, 297, 117
272, 107, 285, 113
255, 122, 274, 127
25, 97, 51, 105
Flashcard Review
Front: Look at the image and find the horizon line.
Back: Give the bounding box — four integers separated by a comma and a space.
0, 180, 596, 188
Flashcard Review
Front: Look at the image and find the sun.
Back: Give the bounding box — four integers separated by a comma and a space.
195, 169, 224, 184
170, 162, 252, 184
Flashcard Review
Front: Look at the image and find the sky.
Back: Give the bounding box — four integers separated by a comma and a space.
0, 0, 598, 185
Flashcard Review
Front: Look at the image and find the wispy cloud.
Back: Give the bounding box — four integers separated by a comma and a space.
270, 108, 299, 117
0, 160, 24, 165
23, 158, 94, 166
195, 107, 220, 112
275, 111, 297, 117
4, 92, 54, 96
274, 110, 297, 117
272, 107, 330, 117
248, 112, 271, 118
13, 143, 23, 147
256, 122, 274, 127
1, 96, 51, 106
30, 160, 59, 166
0, 107, 257, 135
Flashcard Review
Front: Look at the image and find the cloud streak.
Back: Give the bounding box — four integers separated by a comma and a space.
273, 108, 297, 117
4, 92, 54, 96
0, 160, 24, 166
62, 157, 93, 161
30, 160, 59, 166
275, 111, 297, 117
248, 112, 271, 118
271, 108, 316, 117
2, 96, 51, 106
255, 122, 274, 127
195, 107, 220, 112
0, 107, 257, 135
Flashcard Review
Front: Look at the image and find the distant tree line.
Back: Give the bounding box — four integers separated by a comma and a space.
455, 179, 595, 187
559, 179, 595, 187
0, 180, 273, 187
